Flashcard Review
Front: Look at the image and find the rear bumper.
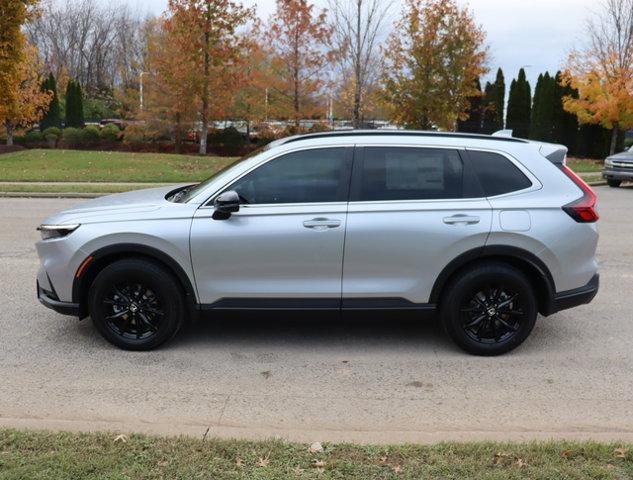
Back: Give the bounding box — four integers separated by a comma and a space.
37, 281, 80, 316
603, 167, 633, 180
551, 274, 599, 314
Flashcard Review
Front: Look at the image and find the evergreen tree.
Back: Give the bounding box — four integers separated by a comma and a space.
493, 68, 505, 130
506, 68, 531, 138
552, 71, 579, 154
457, 77, 482, 133
65, 80, 84, 128
481, 81, 496, 133
530, 72, 556, 142
40, 73, 61, 131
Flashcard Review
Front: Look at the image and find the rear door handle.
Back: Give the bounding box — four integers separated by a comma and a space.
303, 218, 341, 229
443, 214, 480, 225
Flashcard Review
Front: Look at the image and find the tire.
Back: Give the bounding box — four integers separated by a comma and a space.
88, 258, 185, 350
440, 262, 538, 356
607, 179, 622, 188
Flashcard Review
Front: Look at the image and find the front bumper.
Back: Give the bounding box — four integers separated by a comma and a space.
602, 167, 633, 180
552, 274, 599, 313
37, 281, 80, 316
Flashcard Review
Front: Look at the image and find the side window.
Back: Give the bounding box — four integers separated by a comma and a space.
469, 150, 532, 196
358, 147, 464, 201
229, 148, 350, 204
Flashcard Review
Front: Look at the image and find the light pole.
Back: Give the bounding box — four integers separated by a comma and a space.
139, 71, 148, 112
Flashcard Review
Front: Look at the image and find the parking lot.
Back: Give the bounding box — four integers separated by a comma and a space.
1, 185, 632, 444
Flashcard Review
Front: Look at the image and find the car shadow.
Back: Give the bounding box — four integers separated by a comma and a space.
168, 310, 458, 353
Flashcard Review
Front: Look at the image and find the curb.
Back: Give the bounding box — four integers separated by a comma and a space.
0, 192, 102, 199
587, 181, 607, 187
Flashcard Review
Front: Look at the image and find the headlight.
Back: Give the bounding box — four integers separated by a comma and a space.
37, 224, 80, 240
605, 158, 614, 167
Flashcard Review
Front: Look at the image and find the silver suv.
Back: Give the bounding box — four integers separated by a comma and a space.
36, 131, 599, 355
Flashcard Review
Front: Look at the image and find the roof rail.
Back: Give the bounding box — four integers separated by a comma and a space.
279, 129, 529, 145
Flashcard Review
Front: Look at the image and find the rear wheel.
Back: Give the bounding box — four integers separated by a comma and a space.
607, 179, 622, 188
88, 258, 185, 350
441, 262, 537, 356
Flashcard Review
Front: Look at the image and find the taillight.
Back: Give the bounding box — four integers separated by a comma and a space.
559, 165, 599, 223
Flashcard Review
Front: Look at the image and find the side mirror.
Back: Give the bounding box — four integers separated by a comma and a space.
213, 190, 240, 220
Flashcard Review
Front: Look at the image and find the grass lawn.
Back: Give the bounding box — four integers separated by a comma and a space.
0, 149, 237, 183
0, 429, 631, 479
0, 183, 150, 194
567, 157, 604, 173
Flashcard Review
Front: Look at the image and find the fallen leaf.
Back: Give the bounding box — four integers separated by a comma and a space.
493, 452, 510, 465
308, 441, 323, 453
157, 460, 168, 467
260, 370, 272, 379
257, 456, 270, 467
515, 458, 527, 468
561, 449, 574, 459
313, 459, 326, 468
379, 456, 388, 464
393, 464, 402, 473
236, 457, 245, 467
614, 447, 628, 458
294, 466, 304, 475
113, 434, 128, 443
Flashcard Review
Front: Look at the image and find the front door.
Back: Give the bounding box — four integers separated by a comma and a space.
190, 147, 353, 307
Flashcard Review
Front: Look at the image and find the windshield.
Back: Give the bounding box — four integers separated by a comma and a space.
170, 145, 270, 203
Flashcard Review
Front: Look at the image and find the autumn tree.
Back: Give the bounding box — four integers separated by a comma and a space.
382, 0, 488, 130
166, 0, 253, 154
561, 0, 633, 155
456, 77, 483, 133
328, 0, 393, 128
266, 0, 333, 126
0, 0, 49, 145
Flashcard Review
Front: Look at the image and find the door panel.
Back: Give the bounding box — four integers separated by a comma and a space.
191, 204, 347, 304
342, 200, 492, 303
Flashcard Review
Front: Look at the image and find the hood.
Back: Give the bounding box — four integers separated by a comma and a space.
41, 184, 191, 225
608, 151, 633, 162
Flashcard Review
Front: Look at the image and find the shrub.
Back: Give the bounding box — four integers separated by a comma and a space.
208, 126, 247, 154
123, 124, 145, 144
43, 127, 62, 138
62, 127, 83, 147
45, 133, 58, 148
24, 130, 44, 147
82, 125, 100, 145
100, 123, 120, 142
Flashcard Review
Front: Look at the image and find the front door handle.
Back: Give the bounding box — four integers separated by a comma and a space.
443, 214, 480, 225
303, 218, 341, 229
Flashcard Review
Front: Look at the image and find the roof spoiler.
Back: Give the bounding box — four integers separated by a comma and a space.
492, 129, 514, 138
539, 144, 568, 165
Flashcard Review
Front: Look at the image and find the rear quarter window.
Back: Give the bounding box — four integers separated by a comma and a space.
468, 150, 532, 197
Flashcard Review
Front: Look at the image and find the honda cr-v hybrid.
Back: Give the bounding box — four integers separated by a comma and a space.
36, 131, 599, 355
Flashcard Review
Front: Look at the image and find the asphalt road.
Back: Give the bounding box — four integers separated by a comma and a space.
1, 185, 633, 444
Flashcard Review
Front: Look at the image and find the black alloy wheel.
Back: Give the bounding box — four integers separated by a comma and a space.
88, 258, 185, 350
441, 262, 538, 356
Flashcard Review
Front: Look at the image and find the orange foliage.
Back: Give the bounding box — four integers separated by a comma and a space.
382, 0, 488, 130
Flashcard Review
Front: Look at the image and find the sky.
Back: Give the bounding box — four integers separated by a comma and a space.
129, 0, 597, 88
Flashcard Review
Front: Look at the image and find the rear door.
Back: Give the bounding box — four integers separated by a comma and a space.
342, 145, 492, 306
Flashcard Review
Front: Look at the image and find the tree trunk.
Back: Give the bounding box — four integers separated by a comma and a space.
174, 112, 182, 154
5, 122, 14, 146
610, 124, 619, 155
199, 0, 211, 155
352, 0, 362, 129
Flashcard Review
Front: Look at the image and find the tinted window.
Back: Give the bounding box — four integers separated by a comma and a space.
358, 147, 464, 201
230, 148, 349, 204
469, 150, 532, 196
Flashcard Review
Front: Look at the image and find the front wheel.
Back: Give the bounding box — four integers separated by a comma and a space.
607, 179, 622, 188
88, 258, 185, 350
441, 262, 538, 356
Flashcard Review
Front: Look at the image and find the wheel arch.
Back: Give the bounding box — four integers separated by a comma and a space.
430, 245, 557, 316
72, 243, 198, 319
